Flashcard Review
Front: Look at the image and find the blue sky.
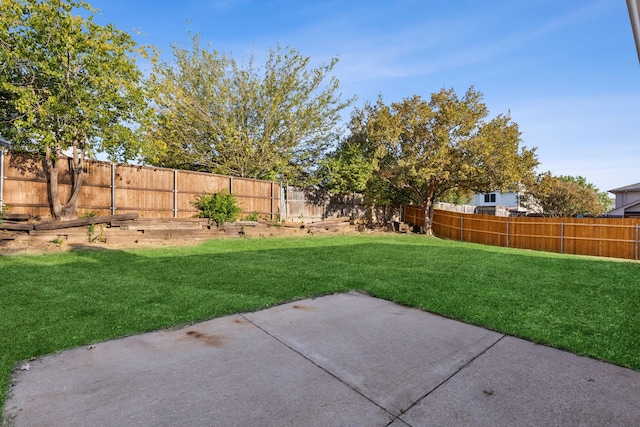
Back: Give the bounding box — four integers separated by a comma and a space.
89, 0, 639, 193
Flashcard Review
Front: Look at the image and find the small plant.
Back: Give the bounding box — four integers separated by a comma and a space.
192, 190, 241, 225
79, 210, 98, 219
80, 210, 99, 242
51, 236, 64, 246
88, 224, 105, 243
0, 204, 12, 225
244, 211, 260, 221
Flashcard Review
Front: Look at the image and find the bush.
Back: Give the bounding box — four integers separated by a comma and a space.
192, 190, 241, 225
244, 211, 260, 221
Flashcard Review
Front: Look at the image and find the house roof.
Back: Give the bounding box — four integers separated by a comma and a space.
0, 136, 10, 148
609, 183, 640, 193
607, 198, 640, 216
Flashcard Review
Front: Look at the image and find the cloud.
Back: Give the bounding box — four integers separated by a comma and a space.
305, 0, 619, 84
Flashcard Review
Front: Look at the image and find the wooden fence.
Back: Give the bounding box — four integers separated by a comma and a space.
403, 205, 640, 261
283, 187, 365, 221
0, 150, 280, 219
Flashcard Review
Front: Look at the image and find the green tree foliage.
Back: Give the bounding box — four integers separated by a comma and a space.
318, 143, 376, 195
337, 88, 538, 233
192, 190, 241, 225
557, 175, 612, 212
524, 173, 611, 217
438, 188, 473, 205
0, 0, 153, 219
319, 120, 413, 223
145, 36, 352, 184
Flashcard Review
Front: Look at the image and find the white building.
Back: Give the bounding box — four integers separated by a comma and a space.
472, 191, 528, 216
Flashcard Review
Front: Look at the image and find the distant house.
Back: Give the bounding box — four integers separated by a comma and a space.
606, 183, 640, 218
0, 136, 10, 149
471, 191, 528, 217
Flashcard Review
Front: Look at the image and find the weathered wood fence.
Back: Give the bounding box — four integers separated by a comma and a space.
0, 151, 280, 219
283, 187, 365, 221
404, 205, 640, 261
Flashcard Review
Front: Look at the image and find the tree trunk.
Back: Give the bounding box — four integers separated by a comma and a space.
43, 151, 63, 220
43, 148, 84, 220
369, 203, 377, 224
65, 151, 84, 217
406, 182, 436, 236
423, 196, 435, 236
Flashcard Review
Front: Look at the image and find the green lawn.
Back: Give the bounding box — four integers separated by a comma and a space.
1, 233, 639, 409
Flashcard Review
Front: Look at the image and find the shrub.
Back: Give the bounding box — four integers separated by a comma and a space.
192, 190, 241, 225
244, 211, 260, 221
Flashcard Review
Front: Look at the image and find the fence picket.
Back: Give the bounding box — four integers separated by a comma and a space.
403, 206, 640, 261
1, 152, 373, 222
2, 152, 280, 219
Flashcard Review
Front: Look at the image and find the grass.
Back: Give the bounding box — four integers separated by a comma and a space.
1, 233, 639, 409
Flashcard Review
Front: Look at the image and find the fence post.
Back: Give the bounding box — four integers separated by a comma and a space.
229, 176, 233, 194
460, 216, 464, 242
560, 222, 564, 254
506, 220, 509, 248
270, 182, 274, 220
278, 183, 284, 221
173, 170, 179, 218
110, 163, 116, 215
283, 185, 288, 221
635, 224, 639, 261
0, 149, 4, 212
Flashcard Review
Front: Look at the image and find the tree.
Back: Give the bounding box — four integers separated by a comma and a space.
318, 138, 377, 195
145, 36, 353, 184
557, 175, 612, 212
344, 88, 538, 233
0, 0, 153, 220
319, 119, 413, 224
438, 188, 473, 205
523, 173, 611, 217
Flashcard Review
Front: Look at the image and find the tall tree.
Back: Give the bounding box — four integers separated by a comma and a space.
318, 128, 378, 196
318, 145, 375, 195
0, 0, 153, 220
347, 88, 538, 233
524, 173, 611, 217
557, 175, 612, 212
319, 118, 413, 224
144, 36, 353, 184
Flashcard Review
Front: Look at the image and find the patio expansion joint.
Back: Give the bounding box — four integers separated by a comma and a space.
392, 333, 507, 424
239, 313, 398, 421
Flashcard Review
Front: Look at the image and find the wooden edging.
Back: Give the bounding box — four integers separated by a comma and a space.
34, 213, 139, 231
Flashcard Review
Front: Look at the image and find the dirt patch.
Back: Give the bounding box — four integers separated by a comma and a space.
0, 234, 237, 255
